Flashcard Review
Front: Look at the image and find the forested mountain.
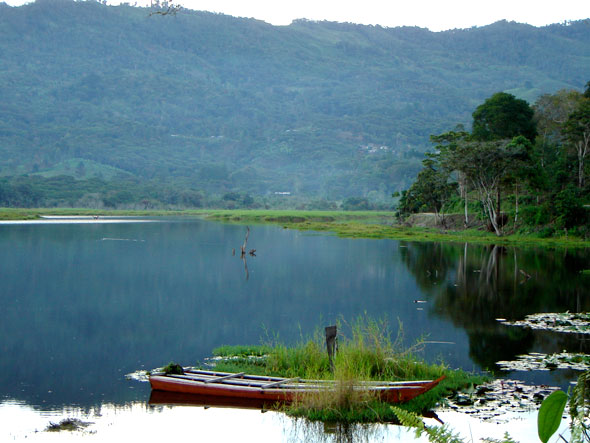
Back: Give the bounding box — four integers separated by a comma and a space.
1, 0, 589, 208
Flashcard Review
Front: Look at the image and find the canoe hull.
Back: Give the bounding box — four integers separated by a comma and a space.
150, 375, 294, 402
149, 370, 444, 404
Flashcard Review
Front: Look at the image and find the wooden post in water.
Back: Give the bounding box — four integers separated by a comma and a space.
325, 325, 337, 372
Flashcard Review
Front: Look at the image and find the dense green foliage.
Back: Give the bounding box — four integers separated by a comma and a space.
472, 92, 537, 141
400, 89, 590, 236
1, 0, 589, 207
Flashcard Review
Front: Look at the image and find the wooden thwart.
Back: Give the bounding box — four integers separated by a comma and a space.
261, 377, 300, 388
204, 372, 246, 384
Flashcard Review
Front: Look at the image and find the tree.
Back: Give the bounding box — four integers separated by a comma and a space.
471, 92, 537, 218
430, 127, 471, 225
563, 99, 590, 188
503, 135, 534, 223
472, 92, 537, 142
534, 89, 583, 150
342, 197, 371, 211
398, 157, 456, 225
451, 139, 522, 236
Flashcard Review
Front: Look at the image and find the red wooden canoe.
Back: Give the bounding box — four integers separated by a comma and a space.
149, 369, 445, 404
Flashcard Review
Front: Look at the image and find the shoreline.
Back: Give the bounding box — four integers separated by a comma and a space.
1, 207, 588, 248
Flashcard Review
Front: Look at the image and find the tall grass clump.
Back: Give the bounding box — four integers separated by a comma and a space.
211, 315, 482, 422
284, 316, 454, 421
265, 339, 330, 379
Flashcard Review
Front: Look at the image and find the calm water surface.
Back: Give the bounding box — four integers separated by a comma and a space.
1, 217, 588, 441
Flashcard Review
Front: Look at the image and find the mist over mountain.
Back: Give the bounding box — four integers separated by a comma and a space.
1, 0, 589, 206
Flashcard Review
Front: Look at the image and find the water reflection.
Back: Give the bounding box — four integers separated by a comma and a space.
287, 418, 397, 443
1, 399, 418, 442
399, 241, 590, 375
1, 218, 589, 433
1, 396, 566, 442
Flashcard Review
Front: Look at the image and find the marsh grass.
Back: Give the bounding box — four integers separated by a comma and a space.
211, 316, 485, 422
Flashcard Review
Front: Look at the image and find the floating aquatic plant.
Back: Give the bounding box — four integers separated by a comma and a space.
499, 312, 590, 335
497, 352, 590, 372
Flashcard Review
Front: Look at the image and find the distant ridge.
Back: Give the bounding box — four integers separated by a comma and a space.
0, 0, 589, 199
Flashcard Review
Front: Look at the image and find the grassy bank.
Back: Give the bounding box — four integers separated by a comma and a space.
2, 207, 588, 248
204, 317, 486, 423
203, 209, 590, 248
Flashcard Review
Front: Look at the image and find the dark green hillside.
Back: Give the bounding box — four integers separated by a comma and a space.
0, 0, 589, 207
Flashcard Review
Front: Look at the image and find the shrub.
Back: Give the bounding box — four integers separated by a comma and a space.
554, 185, 587, 229
520, 204, 551, 226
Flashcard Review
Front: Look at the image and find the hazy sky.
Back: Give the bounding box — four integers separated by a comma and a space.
4, 0, 589, 31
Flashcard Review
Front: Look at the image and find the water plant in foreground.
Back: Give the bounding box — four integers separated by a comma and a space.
537, 370, 590, 443
390, 370, 590, 442
209, 316, 486, 423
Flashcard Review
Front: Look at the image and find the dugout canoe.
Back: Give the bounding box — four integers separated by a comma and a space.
149, 369, 445, 404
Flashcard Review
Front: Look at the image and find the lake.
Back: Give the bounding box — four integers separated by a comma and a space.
1, 217, 588, 441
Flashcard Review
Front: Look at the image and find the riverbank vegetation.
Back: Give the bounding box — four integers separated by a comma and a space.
206, 317, 486, 423
203, 209, 590, 247
398, 86, 590, 239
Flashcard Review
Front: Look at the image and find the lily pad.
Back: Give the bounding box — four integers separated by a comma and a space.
499, 312, 590, 335
441, 378, 560, 423
497, 352, 590, 372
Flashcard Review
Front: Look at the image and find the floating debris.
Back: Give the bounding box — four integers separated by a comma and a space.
497, 352, 590, 372
45, 418, 92, 432
125, 370, 151, 382
499, 312, 590, 335
441, 379, 559, 423
126, 366, 200, 382
101, 238, 145, 242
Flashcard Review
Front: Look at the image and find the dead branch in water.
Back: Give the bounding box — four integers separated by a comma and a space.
242, 255, 249, 280
235, 227, 251, 280
241, 226, 250, 258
